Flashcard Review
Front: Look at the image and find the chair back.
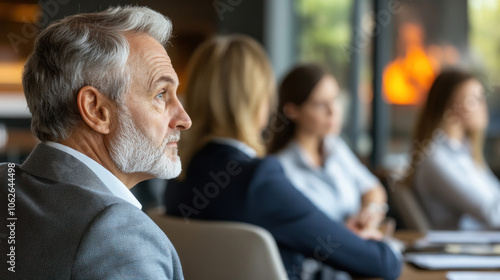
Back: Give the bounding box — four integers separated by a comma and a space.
148, 211, 289, 280
392, 183, 432, 231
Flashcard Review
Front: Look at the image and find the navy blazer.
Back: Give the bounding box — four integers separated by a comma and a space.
165, 142, 401, 280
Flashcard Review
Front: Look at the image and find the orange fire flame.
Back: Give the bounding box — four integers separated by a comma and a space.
383, 23, 436, 105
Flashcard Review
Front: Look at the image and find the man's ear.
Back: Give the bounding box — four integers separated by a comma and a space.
76, 86, 114, 135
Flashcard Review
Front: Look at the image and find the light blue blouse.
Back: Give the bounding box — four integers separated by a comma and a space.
277, 135, 380, 222
414, 132, 500, 230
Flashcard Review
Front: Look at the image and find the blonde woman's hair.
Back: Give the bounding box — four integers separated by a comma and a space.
179, 34, 275, 179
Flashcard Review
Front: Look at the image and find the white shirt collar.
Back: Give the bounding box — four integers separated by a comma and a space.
211, 137, 257, 158
45, 141, 142, 209
289, 135, 337, 170
438, 134, 469, 153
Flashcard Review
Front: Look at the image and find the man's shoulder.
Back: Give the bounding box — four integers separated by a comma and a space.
0, 162, 180, 279
0, 161, 139, 234
1, 161, 116, 207
72, 201, 183, 279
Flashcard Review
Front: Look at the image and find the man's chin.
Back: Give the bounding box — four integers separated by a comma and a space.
166, 154, 180, 163
157, 169, 182, 180
154, 157, 182, 180
165, 147, 179, 158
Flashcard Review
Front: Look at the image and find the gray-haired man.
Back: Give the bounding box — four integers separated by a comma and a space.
0, 6, 190, 279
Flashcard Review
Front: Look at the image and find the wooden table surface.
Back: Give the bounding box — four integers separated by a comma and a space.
357, 230, 498, 280
394, 231, 446, 280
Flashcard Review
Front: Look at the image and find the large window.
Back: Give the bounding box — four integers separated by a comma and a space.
469, 0, 500, 171
0, 1, 39, 161
296, 0, 375, 159
295, 0, 500, 173
297, 0, 352, 84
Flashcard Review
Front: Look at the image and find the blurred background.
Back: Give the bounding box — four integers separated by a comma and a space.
1, 0, 500, 209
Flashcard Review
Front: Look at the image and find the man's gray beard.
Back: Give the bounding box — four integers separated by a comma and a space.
109, 108, 181, 179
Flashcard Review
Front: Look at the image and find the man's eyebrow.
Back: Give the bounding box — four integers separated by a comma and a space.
150, 75, 178, 90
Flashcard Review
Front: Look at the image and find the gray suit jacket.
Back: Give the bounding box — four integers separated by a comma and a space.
0, 143, 184, 279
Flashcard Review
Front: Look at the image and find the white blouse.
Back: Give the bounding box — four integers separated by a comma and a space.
277, 135, 380, 222
414, 133, 500, 230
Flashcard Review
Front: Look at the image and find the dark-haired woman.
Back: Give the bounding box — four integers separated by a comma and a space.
268, 64, 388, 236
408, 69, 500, 230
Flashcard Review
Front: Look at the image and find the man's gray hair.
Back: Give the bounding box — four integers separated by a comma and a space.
23, 6, 172, 141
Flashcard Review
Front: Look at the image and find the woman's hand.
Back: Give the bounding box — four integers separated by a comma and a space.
345, 216, 384, 241
356, 185, 389, 229
357, 204, 387, 229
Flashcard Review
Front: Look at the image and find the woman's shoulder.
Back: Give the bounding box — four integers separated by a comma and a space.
275, 140, 299, 158
324, 136, 360, 166
275, 142, 302, 165
258, 155, 284, 169
240, 156, 286, 184
188, 142, 287, 182
414, 138, 466, 189
194, 142, 259, 163
418, 137, 459, 169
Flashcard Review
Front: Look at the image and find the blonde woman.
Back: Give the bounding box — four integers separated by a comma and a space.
409, 69, 500, 230
165, 35, 402, 280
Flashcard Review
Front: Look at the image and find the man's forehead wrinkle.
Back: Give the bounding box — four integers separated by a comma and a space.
146, 56, 179, 88
127, 47, 150, 87
126, 35, 178, 91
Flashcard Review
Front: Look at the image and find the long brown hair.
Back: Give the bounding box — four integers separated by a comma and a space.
267, 64, 329, 154
178, 34, 275, 179
405, 69, 485, 184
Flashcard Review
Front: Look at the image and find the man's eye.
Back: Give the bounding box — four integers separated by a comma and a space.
155, 91, 166, 100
